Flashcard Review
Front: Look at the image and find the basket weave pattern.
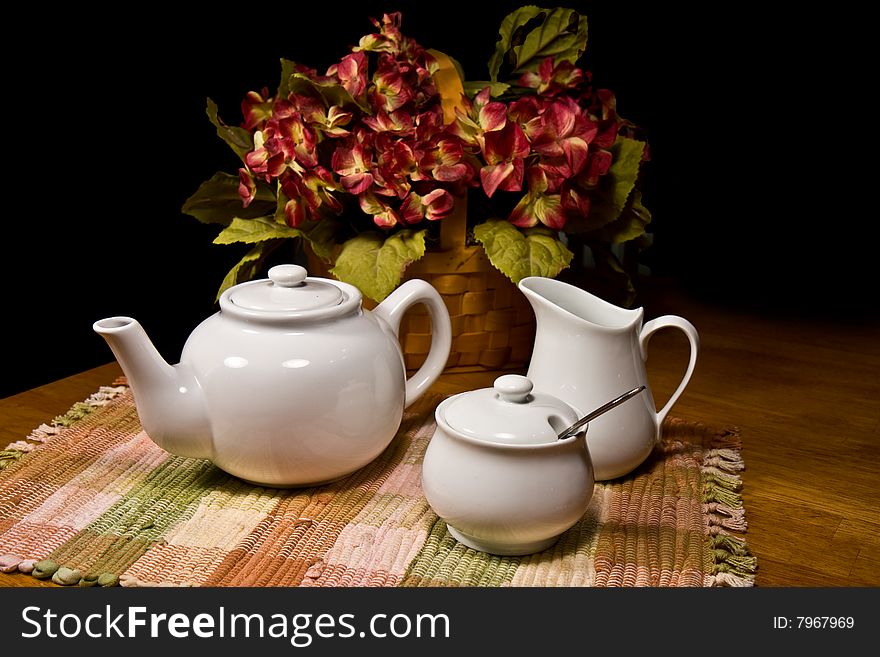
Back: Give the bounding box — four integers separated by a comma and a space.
396, 259, 535, 371
306, 201, 535, 373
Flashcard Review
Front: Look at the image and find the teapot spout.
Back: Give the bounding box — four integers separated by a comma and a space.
93, 317, 212, 460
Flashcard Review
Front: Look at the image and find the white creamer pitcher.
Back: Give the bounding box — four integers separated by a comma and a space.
518, 277, 699, 481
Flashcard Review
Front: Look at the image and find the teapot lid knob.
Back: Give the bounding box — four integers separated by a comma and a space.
269, 264, 308, 288
494, 374, 533, 403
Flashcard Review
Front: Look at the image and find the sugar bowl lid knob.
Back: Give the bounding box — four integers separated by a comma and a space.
494, 374, 533, 403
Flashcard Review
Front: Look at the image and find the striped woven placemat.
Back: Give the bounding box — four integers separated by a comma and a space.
0, 381, 755, 587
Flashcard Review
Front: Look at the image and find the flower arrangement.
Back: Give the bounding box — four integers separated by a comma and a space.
184, 6, 651, 304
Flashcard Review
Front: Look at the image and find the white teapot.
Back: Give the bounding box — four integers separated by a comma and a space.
94, 264, 451, 488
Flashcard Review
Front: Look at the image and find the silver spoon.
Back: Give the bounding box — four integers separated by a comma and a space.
557, 386, 647, 440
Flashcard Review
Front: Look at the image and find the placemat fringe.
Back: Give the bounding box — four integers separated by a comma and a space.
701, 433, 756, 587
707, 571, 754, 587
1, 385, 128, 472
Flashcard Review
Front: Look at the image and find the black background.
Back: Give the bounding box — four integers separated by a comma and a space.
3, 2, 874, 398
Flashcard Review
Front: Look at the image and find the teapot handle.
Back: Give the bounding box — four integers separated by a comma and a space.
374, 279, 452, 408
639, 315, 700, 433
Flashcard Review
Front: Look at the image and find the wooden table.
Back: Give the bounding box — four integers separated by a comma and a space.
2, 283, 878, 587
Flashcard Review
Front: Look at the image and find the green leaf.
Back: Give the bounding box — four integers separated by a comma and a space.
594, 189, 652, 244
330, 230, 427, 302
570, 136, 646, 233
473, 219, 574, 283
216, 240, 282, 301
182, 172, 275, 226
488, 6, 587, 82
489, 6, 543, 82
514, 7, 587, 74
273, 186, 290, 226
288, 73, 369, 112
299, 216, 339, 261
463, 81, 511, 98
212, 217, 303, 245
277, 58, 298, 97
206, 98, 253, 161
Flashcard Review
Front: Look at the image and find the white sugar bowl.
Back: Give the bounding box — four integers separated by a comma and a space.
421, 375, 594, 556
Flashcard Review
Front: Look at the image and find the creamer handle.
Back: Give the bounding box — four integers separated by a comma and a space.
639, 315, 700, 436
373, 279, 452, 408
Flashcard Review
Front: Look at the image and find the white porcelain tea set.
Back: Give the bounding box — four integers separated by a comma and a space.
95, 264, 698, 555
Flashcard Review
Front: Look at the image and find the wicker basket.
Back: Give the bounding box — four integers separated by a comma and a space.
306, 198, 536, 373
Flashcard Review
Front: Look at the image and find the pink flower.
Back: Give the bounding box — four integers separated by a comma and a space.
579, 148, 613, 188
373, 135, 416, 198
356, 13, 404, 54
450, 87, 507, 149
232, 9, 474, 234
238, 168, 256, 207
370, 55, 414, 113
560, 180, 591, 218
275, 113, 319, 168
519, 57, 584, 96
400, 188, 454, 223
287, 94, 353, 138
584, 89, 620, 149
327, 52, 369, 99
279, 174, 313, 227
242, 97, 325, 182
362, 109, 415, 136
282, 196, 308, 228
285, 94, 325, 126
279, 167, 340, 227
413, 108, 445, 143
320, 106, 354, 138
524, 96, 597, 179
241, 89, 274, 131
332, 142, 374, 195
417, 138, 469, 182
359, 191, 401, 228
244, 131, 286, 180
508, 95, 541, 125
509, 167, 566, 230
479, 122, 530, 197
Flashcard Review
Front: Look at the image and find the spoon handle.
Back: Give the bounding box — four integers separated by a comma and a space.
557, 386, 647, 440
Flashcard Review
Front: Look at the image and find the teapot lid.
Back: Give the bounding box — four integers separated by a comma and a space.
228, 264, 344, 313
440, 375, 578, 445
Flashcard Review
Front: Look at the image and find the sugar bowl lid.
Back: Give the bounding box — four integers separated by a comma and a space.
440, 375, 579, 445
